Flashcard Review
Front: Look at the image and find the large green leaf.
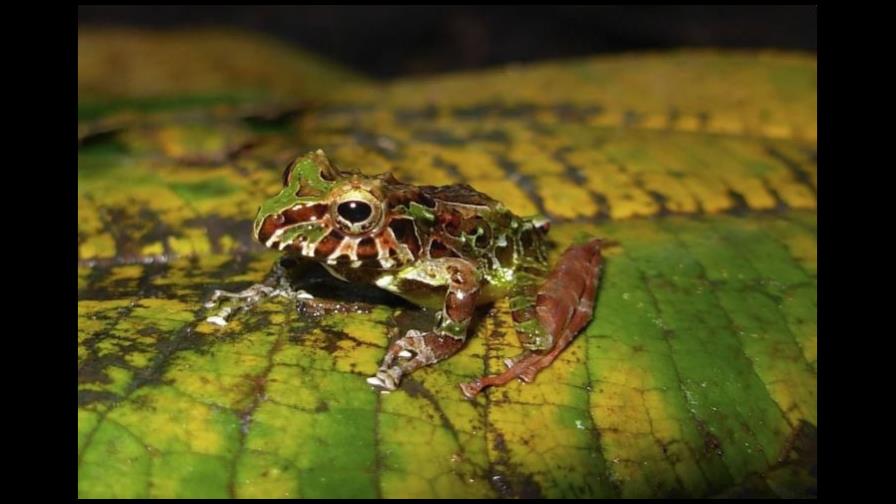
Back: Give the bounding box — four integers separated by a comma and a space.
78, 29, 816, 498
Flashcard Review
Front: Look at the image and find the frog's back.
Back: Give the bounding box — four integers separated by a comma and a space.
420, 183, 502, 209
416, 183, 549, 291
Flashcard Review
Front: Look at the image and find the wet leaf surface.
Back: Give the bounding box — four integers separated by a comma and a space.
78, 29, 816, 498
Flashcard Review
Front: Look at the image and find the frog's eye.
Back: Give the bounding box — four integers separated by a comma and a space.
338, 201, 372, 224
332, 191, 382, 235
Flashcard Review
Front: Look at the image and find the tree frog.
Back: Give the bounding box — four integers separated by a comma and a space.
208, 150, 605, 398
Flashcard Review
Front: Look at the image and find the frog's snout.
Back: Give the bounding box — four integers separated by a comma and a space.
254, 212, 284, 246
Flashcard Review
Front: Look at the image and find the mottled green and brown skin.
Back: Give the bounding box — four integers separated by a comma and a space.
253, 150, 604, 397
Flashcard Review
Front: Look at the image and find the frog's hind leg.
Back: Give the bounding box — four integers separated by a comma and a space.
459, 239, 604, 398
367, 258, 480, 391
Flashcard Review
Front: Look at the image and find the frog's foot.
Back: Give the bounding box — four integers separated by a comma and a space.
459, 351, 542, 398
203, 259, 312, 325
502, 351, 542, 383
204, 283, 312, 326
459, 347, 566, 398
367, 330, 465, 391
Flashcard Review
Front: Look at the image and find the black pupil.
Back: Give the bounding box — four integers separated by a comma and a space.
337, 201, 372, 224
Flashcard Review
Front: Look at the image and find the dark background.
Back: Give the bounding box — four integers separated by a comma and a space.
79, 5, 817, 79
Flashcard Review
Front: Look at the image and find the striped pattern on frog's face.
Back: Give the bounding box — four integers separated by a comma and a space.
252, 150, 427, 270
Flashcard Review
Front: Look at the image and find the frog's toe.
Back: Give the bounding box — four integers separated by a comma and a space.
518, 367, 539, 383
459, 380, 484, 399
380, 329, 424, 368
367, 368, 402, 391
365, 375, 390, 390
366, 374, 393, 391
503, 349, 535, 370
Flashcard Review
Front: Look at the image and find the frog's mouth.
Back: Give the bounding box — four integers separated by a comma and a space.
256, 205, 421, 270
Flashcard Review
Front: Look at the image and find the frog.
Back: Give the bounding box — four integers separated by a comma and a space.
208, 149, 605, 398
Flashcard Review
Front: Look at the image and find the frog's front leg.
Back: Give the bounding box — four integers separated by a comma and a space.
203, 259, 311, 325
459, 239, 604, 398
367, 258, 480, 391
